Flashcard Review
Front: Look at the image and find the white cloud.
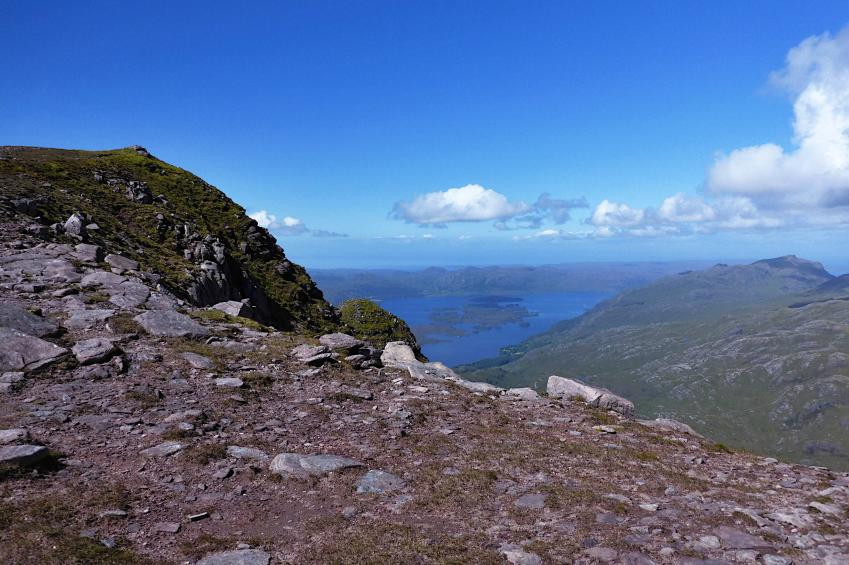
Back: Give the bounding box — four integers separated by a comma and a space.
391, 184, 530, 226
590, 199, 645, 227
657, 193, 716, 222
708, 24, 849, 214
249, 210, 346, 237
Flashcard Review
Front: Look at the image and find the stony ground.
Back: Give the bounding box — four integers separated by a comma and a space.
1, 222, 849, 564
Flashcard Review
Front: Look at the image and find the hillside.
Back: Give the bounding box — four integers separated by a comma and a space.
0, 148, 847, 563
460, 257, 849, 470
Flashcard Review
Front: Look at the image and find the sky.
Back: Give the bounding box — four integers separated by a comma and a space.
4, 1, 849, 271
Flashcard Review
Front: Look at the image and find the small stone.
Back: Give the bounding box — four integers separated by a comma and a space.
319, 332, 364, 351
212, 300, 254, 319
71, 338, 117, 365
215, 377, 244, 388
356, 470, 405, 494
226, 446, 269, 461
585, 546, 618, 562
269, 453, 364, 479
134, 311, 209, 338
341, 506, 358, 518
593, 425, 617, 434
182, 352, 215, 369
638, 503, 659, 512
505, 387, 540, 401
154, 522, 181, 534
98, 510, 128, 518
196, 549, 271, 565
514, 493, 546, 509
73, 243, 103, 263
140, 441, 183, 458
500, 543, 543, 565
188, 512, 209, 522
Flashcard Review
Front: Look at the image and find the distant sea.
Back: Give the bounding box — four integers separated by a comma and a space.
379, 292, 610, 367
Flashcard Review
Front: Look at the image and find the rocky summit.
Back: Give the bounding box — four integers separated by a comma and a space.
0, 148, 848, 564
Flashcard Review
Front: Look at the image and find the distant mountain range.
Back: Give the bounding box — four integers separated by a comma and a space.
312, 261, 717, 304
460, 255, 849, 470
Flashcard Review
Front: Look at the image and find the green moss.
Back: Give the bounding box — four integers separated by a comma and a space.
339, 299, 424, 358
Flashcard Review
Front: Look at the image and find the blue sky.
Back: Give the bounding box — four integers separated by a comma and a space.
4, 1, 849, 271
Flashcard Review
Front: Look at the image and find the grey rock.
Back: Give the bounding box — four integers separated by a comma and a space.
104, 253, 139, 273
303, 352, 334, 366
64, 213, 86, 237
269, 453, 364, 479
154, 522, 181, 533
212, 300, 254, 319
134, 311, 209, 337
506, 387, 540, 401
455, 379, 504, 394
0, 302, 58, 336
73, 243, 103, 263
584, 546, 618, 562
547, 375, 634, 417
0, 444, 49, 467
140, 441, 183, 458
356, 470, 405, 494
639, 418, 702, 437
713, 526, 773, 550
291, 344, 330, 361
514, 493, 546, 509
226, 446, 269, 461
500, 543, 543, 565
71, 338, 117, 365
108, 281, 150, 309
80, 271, 127, 288
196, 549, 271, 565
63, 309, 115, 331
0, 428, 28, 444
0, 328, 67, 372
215, 377, 244, 388
380, 341, 418, 367
182, 352, 215, 369
620, 552, 659, 565
319, 332, 364, 351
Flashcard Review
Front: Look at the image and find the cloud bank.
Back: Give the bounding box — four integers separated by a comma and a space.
249, 210, 347, 238
588, 24, 849, 238
391, 184, 587, 229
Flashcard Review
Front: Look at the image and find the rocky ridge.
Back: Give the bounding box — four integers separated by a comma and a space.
0, 218, 847, 564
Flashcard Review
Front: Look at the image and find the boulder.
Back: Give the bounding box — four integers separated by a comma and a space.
0, 444, 49, 467
197, 549, 271, 565
506, 387, 540, 401
380, 341, 418, 367
269, 453, 364, 479
291, 344, 329, 361
547, 375, 634, 417
356, 470, 405, 494
108, 281, 150, 309
0, 302, 58, 336
319, 332, 365, 351
134, 311, 209, 338
140, 441, 183, 458
182, 352, 215, 369
73, 243, 103, 263
215, 377, 244, 388
80, 271, 127, 288
0, 328, 67, 372
63, 213, 86, 237
639, 418, 702, 437
71, 338, 117, 365
104, 253, 139, 273
226, 446, 269, 461
63, 309, 115, 331
0, 429, 28, 444
212, 300, 254, 319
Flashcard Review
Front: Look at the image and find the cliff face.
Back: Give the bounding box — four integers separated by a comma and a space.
0, 145, 336, 332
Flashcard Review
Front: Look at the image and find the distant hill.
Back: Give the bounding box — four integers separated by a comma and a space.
312, 261, 718, 304
460, 256, 849, 470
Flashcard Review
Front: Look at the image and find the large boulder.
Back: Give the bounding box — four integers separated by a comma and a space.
212, 300, 254, 319
0, 444, 49, 467
380, 341, 418, 367
134, 310, 209, 338
0, 302, 58, 336
269, 453, 363, 479
71, 338, 118, 365
319, 332, 364, 351
0, 328, 67, 372
547, 375, 634, 417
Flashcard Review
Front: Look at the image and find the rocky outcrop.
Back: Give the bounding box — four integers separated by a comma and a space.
547, 375, 635, 416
